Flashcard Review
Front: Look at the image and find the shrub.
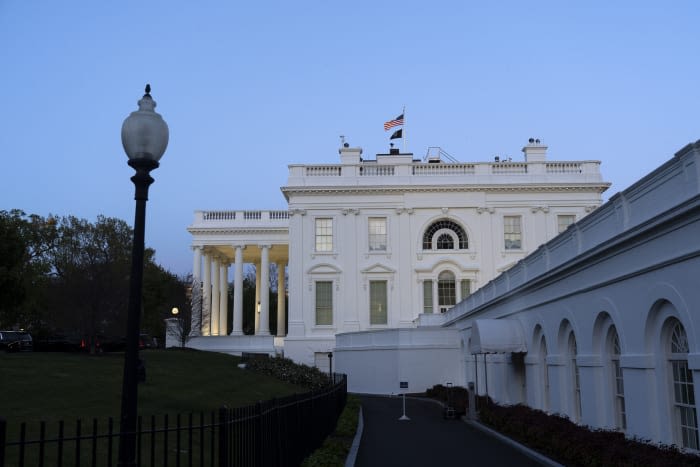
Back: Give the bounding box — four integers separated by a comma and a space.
476, 398, 700, 467
244, 355, 331, 390
425, 384, 469, 415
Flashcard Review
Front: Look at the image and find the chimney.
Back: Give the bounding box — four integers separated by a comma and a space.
339, 143, 362, 164
522, 138, 547, 162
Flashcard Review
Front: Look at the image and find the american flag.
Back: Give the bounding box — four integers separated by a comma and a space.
384, 113, 404, 131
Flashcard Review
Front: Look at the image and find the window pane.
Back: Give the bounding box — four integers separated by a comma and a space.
460, 280, 470, 301
504, 216, 522, 250
436, 233, 454, 249
370, 280, 387, 325
423, 280, 433, 313
422, 219, 468, 250
438, 271, 456, 310
557, 215, 575, 233
368, 218, 387, 251
315, 218, 333, 252
315, 281, 333, 325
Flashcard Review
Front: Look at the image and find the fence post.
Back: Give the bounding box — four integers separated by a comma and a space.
254, 402, 263, 467
0, 417, 6, 467
218, 407, 228, 467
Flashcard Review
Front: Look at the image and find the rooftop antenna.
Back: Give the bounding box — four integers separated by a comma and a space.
339, 135, 346, 146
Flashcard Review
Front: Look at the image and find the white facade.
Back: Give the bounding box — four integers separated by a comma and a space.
336, 139, 700, 450
187, 140, 608, 365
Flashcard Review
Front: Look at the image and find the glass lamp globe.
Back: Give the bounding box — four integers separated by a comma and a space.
121, 84, 169, 162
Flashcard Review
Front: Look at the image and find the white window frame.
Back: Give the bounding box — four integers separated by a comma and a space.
568, 332, 582, 422
314, 217, 334, 253
437, 270, 456, 313
423, 280, 433, 314
608, 328, 626, 431
368, 217, 388, 252
557, 214, 576, 234
668, 320, 699, 450
504, 215, 522, 250
369, 280, 388, 325
314, 280, 334, 326
540, 337, 550, 412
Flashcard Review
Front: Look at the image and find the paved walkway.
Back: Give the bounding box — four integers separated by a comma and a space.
355, 395, 546, 467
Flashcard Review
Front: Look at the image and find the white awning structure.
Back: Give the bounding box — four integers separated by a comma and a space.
469, 319, 527, 354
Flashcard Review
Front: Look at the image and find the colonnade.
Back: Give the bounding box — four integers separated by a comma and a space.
191, 245, 287, 337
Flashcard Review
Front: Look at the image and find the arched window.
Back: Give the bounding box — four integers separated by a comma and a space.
422, 219, 468, 250
436, 233, 454, 250
437, 271, 456, 313
568, 332, 582, 422
540, 336, 549, 412
607, 327, 626, 430
668, 320, 698, 449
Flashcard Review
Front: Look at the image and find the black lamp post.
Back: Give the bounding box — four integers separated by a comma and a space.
118, 84, 169, 467
328, 352, 333, 384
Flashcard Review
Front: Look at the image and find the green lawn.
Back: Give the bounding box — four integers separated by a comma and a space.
0, 349, 304, 425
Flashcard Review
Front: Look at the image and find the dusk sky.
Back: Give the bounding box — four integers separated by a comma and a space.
1, 1, 698, 275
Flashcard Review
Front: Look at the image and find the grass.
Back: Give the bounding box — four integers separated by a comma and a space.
0, 349, 304, 425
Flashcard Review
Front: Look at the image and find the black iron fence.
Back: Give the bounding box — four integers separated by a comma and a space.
0, 374, 347, 467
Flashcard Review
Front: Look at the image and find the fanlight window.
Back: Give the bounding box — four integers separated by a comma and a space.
422, 219, 468, 250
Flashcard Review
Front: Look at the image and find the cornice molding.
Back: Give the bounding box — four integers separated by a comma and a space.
188, 227, 289, 235
281, 183, 611, 197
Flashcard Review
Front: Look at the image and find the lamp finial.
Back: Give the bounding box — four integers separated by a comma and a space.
144, 84, 151, 97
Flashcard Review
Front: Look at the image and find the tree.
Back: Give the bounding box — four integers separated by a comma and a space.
166, 276, 200, 347
0, 210, 57, 329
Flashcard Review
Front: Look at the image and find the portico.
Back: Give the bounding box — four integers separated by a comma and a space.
188, 210, 289, 340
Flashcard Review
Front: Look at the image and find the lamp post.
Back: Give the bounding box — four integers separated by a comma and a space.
118, 84, 169, 467
171, 307, 183, 347
328, 352, 333, 384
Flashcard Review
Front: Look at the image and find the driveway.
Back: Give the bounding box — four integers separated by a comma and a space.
355, 395, 547, 467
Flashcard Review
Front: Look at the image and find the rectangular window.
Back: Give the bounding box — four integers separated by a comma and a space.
613, 359, 627, 430
557, 215, 575, 233
368, 217, 387, 251
423, 280, 433, 314
672, 360, 699, 449
315, 218, 333, 252
460, 280, 470, 302
315, 281, 333, 325
504, 216, 522, 250
438, 277, 456, 312
573, 356, 582, 422
369, 280, 388, 325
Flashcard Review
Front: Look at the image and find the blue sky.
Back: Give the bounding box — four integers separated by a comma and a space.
1, 1, 698, 275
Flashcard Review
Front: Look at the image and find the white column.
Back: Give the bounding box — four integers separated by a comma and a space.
433, 279, 439, 314
231, 245, 244, 335
191, 246, 203, 335
211, 256, 220, 335
258, 245, 271, 336
202, 252, 212, 335
255, 261, 261, 333
219, 262, 229, 335
192, 246, 202, 281
277, 262, 286, 336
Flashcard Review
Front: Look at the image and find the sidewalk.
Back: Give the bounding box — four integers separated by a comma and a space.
354, 395, 549, 467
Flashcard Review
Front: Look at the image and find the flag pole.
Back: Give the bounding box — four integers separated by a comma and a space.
402, 105, 406, 153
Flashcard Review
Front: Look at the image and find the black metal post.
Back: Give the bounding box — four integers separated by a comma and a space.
118, 158, 158, 467
327, 352, 333, 384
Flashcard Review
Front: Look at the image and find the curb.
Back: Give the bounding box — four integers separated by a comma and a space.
344, 407, 363, 467
463, 418, 563, 467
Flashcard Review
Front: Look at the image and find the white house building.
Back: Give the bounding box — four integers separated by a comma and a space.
185, 139, 609, 369
182, 134, 700, 449
335, 139, 700, 450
